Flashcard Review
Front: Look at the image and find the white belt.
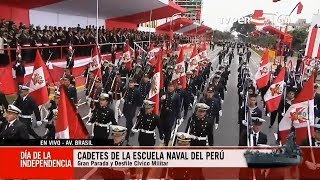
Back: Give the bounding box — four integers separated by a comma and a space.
36, 44, 43, 46
140, 129, 155, 134
43, 44, 49, 46
94, 122, 111, 127
195, 136, 207, 141
23, 44, 30, 47
19, 115, 32, 118
51, 43, 57, 45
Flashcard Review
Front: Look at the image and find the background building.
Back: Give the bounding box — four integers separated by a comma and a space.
287, 19, 310, 31
174, 0, 202, 22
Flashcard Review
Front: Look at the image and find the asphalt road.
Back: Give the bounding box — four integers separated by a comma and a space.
33, 46, 280, 147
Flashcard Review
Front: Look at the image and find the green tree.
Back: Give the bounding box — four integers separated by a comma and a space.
213, 30, 234, 40
288, 29, 308, 50
230, 21, 256, 36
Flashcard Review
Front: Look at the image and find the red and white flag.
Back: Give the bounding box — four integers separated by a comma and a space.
305, 24, 320, 58
188, 45, 199, 72
29, 50, 49, 105
172, 47, 187, 89
199, 43, 207, 62
264, 67, 286, 112
297, 2, 303, 14
148, 51, 162, 115
89, 45, 101, 72
255, 49, 270, 89
279, 73, 315, 144
123, 42, 133, 71
148, 43, 160, 67
55, 88, 89, 139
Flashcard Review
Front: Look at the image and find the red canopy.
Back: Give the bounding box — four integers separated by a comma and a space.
263, 26, 292, 39
108, 1, 186, 24
0, 0, 63, 9
156, 17, 194, 33
185, 25, 211, 35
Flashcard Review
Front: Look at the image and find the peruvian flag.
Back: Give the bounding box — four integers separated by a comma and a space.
29, 50, 49, 105
188, 45, 200, 72
264, 67, 286, 112
279, 73, 315, 145
94, 67, 103, 80
199, 43, 207, 62
148, 50, 162, 115
123, 42, 133, 71
89, 45, 101, 72
305, 25, 320, 58
55, 87, 89, 139
255, 49, 270, 89
148, 43, 160, 67
297, 2, 303, 14
172, 47, 187, 89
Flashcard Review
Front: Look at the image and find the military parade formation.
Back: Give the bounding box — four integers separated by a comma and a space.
1, 38, 320, 178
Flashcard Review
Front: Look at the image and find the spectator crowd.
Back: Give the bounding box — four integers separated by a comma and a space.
0, 19, 192, 65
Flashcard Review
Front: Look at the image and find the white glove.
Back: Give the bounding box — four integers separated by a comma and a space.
36, 121, 42, 127
161, 95, 166, 100
86, 121, 93, 126
189, 103, 193, 109
221, 100, 224, 104
215, 124, 219, 130
52, 109, 58, 115
88, 112, 93, 119
43, 118, 48, 123
225, 90, 227, 94
15, 63, 20, 67
240, 92, 243, 95
86, 97, 92, 106
131, 129, 139, 133
120, 98, 125, 103
219, 110, 222, 117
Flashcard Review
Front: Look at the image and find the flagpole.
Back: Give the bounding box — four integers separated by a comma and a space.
306, 99, 316, 164
96, 0, 99, 44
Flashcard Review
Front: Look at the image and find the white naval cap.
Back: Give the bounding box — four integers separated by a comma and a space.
176, 132, 195, 142
7, 105, 21, 114
252, 117, 266, 125
186, 70, 193, 75
99, 93, 110, 100
242, 117, 265, 126
111, 125, 127, 136
196, 103, 210, 111
143, 100, 155, 108
19, 85, 29, 92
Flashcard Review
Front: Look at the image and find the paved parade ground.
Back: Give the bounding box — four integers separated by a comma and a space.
31, 47, 279, 147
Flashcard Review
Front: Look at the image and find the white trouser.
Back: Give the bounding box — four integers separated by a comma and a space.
113, 99, 123, 123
